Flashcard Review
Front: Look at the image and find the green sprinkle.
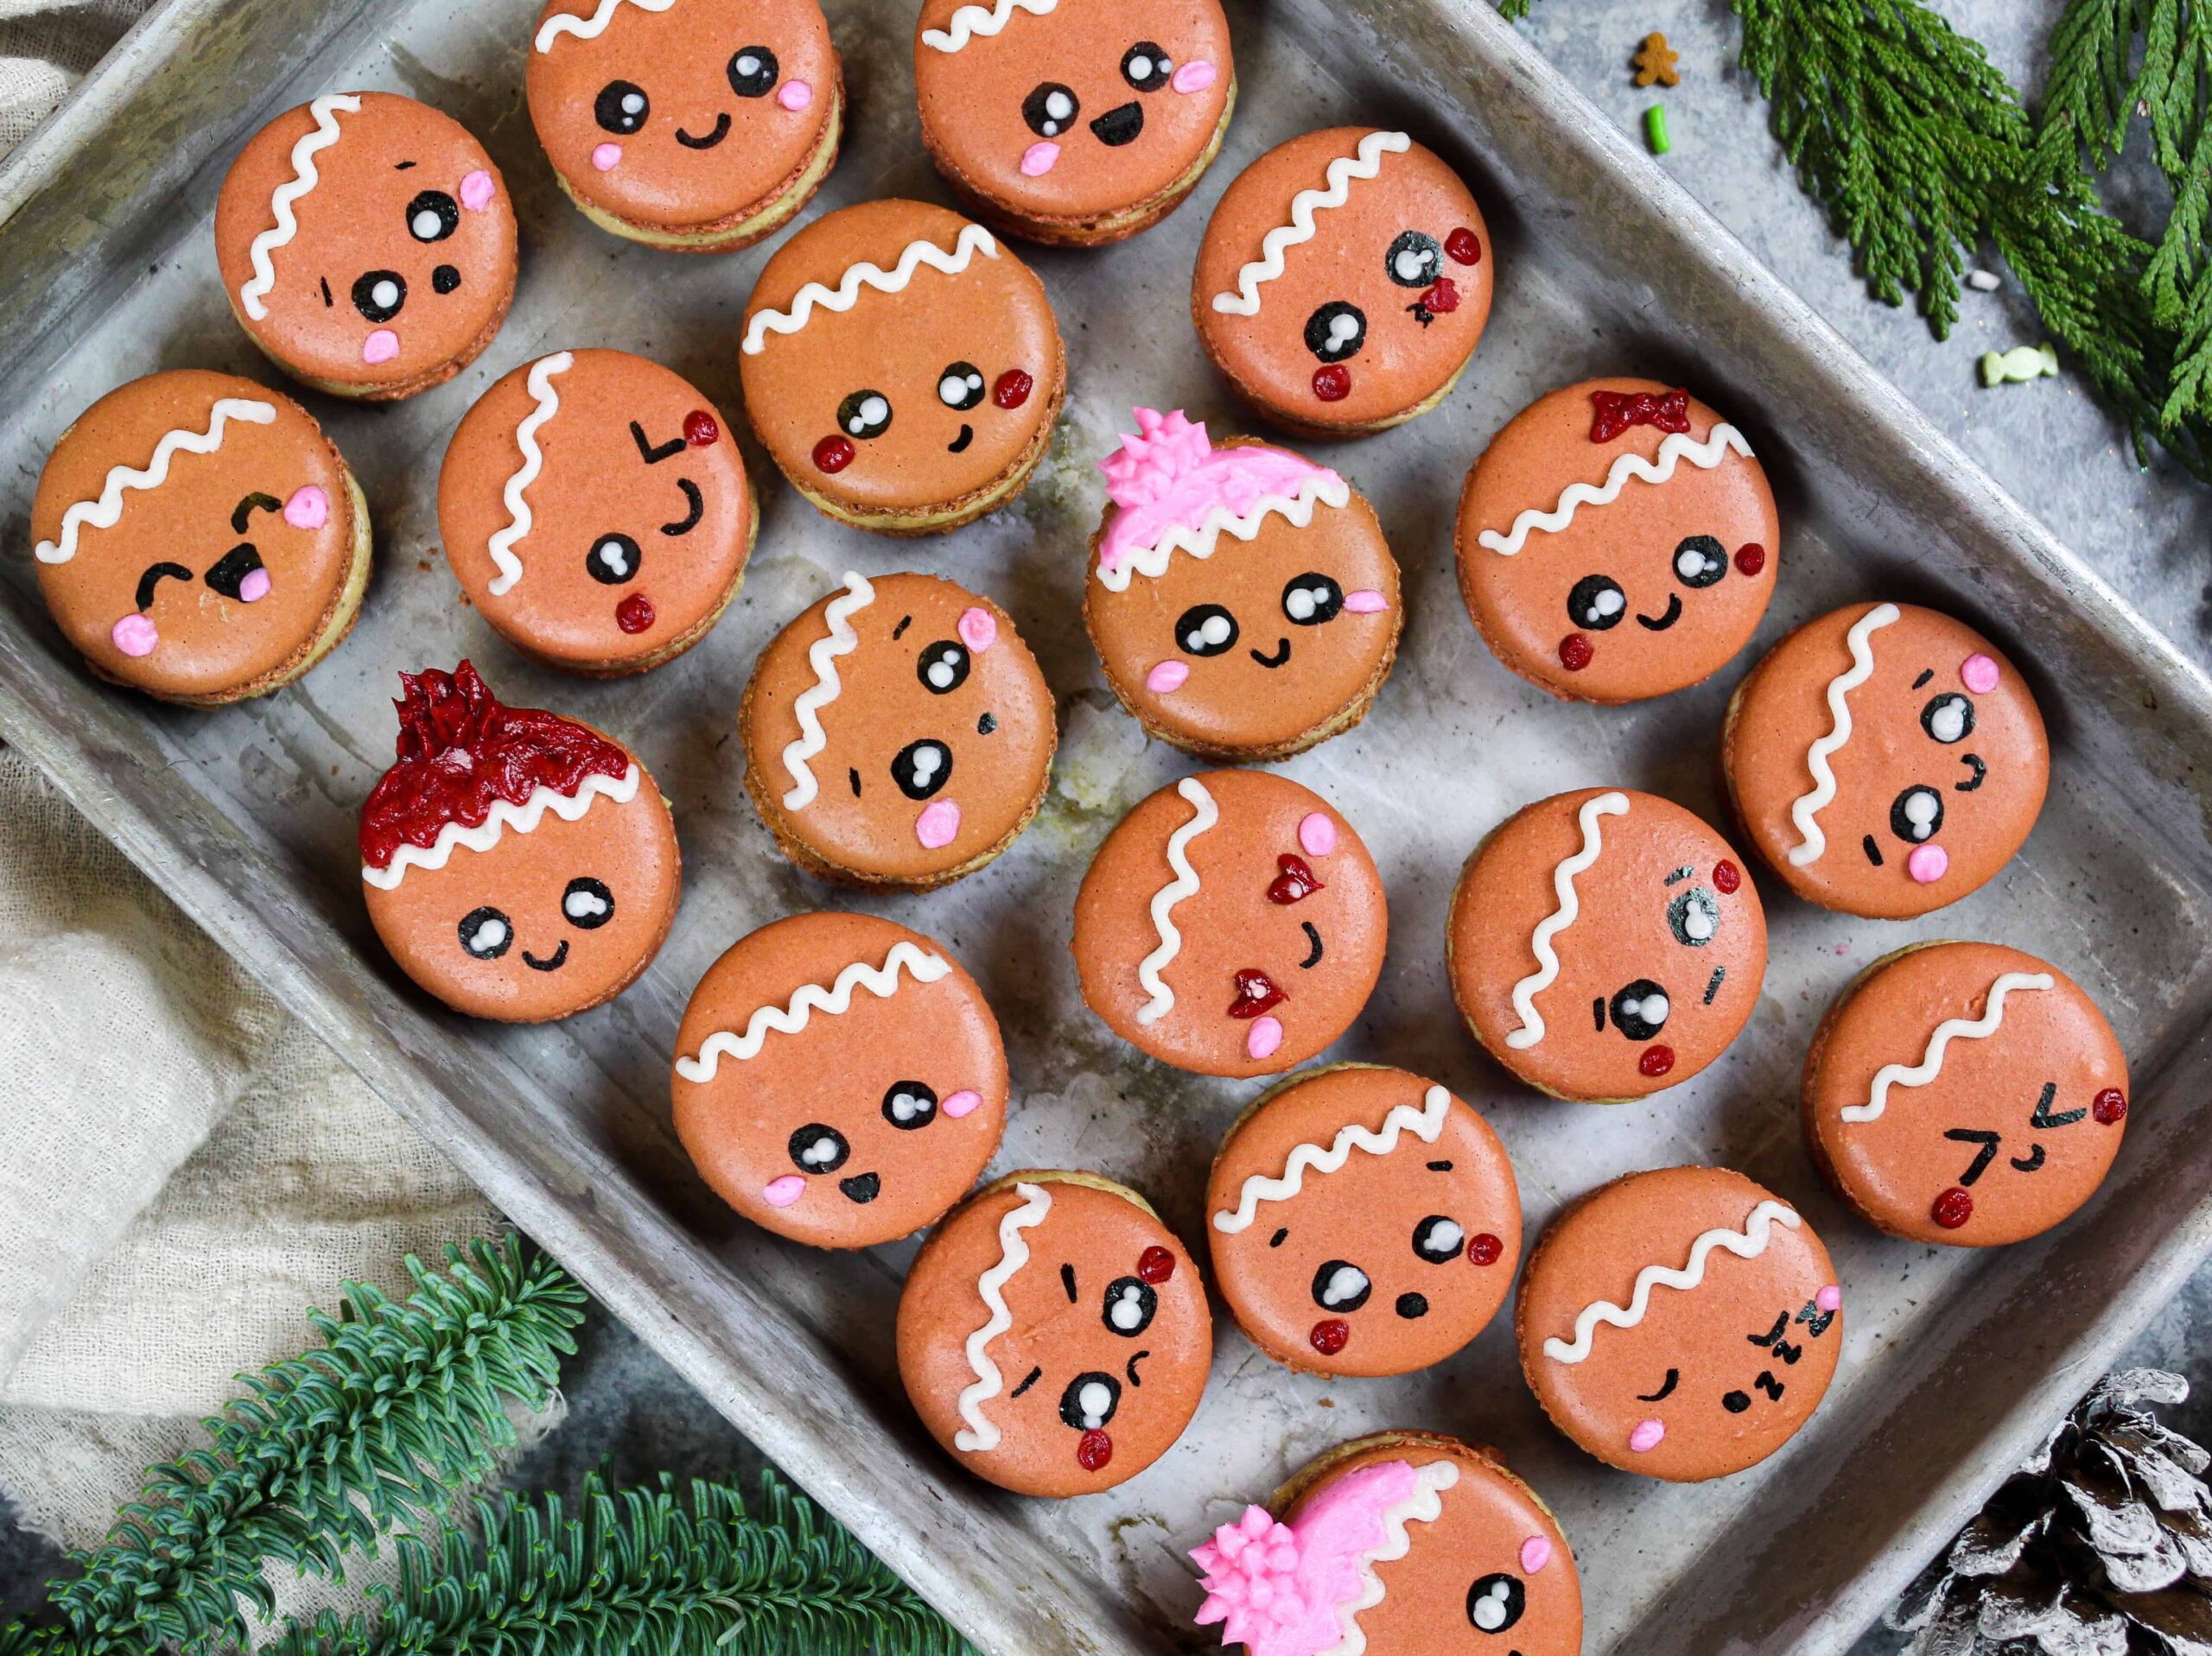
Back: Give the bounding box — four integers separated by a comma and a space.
1644, 105, 1671, 154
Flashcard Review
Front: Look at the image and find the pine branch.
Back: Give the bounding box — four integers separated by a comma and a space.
264, 1472, 975, 1656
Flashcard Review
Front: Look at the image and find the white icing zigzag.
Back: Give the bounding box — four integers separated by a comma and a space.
486, 352, 572, 599
239, 93, 359, 323
742, 225, 1000, 355
1476, 425, 1757, 556
675, 941, 951, 1083
1841, 972, 2056, 1124
1135, 777, 1218, 1026
36, 399, 277, 565
1543, 1200, 1802, 1365
780, 572, 875, 810
1211, 131, 1409, 317
954, 1180, 1052, 1452
920, 0, 1058, 53
1506, 791, 1629, 1050
1325, 1461, 1460, 1656
1787, 602, 1901, 867
1213, 1086, 1452, 1234
360, 764, 640, 891
536, 0, 675, 52
1094, 477, 1352, 593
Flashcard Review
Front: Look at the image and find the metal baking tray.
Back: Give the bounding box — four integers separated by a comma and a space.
6, 0, 2212, 1650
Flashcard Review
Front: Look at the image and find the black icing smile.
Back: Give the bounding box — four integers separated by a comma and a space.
523, 940, 570, 973
1637, 593, 1684, 631
1957, 752, 1987, 791
1090, 102, 1143, 145
948, 422, 974, 454
1298, 922, 1324, 969
661, 479, 703, 536
1249, 637, 1294, 669
676, 111, 733, 149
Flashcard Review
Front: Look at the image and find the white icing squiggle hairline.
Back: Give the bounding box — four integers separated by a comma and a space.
919, 0, 1058, 52
1213, 1087, 1452, 1234
1135, 777, 1218, 1025
360, 764, 641, 890
1477, 425, 1756, 555
954, 1181, 1052, 1452
779, 572, 874, 810
1095, 476, 1352, 592
1841, 971, 2056, 1123
675, 942, 950, 1082
1325, 1461, 1459, 1656
1211, 130, 1410, 317
535, 0, 676, 51
239, 93, 359, 322
1506, 791, 1629, 1050
486, 352, 572, 598
36, 399, 277, 565
1543, 1199, 1802, 1365
742, 225, 999, 354
1788, 603, 1901, 867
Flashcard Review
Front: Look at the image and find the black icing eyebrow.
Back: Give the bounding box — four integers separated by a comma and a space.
1126, 1349, 1151, 1387
1060, 1263, 1077, 1302
892, 614, 912, 640
1664, 865, 1695, 885
1862, 835, 1885, 867
1912, 668, 1935, 689
232, 492, 283, 533
1009, 1365, 1042, 1399
320, 277, 333, 308
1268, 1228, 1288, 1248
395, 159, 417, 170
1704, 965, 1726, 1005
1427, 1159, 1453, 1172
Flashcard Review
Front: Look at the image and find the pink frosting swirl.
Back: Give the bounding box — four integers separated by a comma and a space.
1097, 408, 1340, 576
1192, 1461, 1421, 1656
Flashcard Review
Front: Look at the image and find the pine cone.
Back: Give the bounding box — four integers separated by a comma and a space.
1890, 1371, 2212, 1655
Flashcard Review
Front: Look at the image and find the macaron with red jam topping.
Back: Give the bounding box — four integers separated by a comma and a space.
359, 662, 680, 1023
438, 349, 753, 676
527, 0, 842, 252
214, 92, 517, 400
1084, 407, 1401, 761
1192, 126, 1492, 436
737, 198, 1066, 534
913, 0, 1235, 245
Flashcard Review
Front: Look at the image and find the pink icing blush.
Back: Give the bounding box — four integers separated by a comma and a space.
764, 1176, 806, 1209
1246, 1015, 1284, 1062
237, 568, 271, 603
778, 79, 813, 111
1020, 141, 1060, 177
1520, 1535, 1552, 1574
1298, 812, 1337, 858
1343, 589, 1389, 613
1172, 60, 1217, 93
592, 142, 623, 172
1629, 1418, 1666, 1454
1097, 408, 1342, 575
1146, 660, 1190, 695
111, 613, 158, 657
459, 168, 496, 212
916, 800, 961, 849
1907, 844, 1950, 884
283, 484, 329, 530
942, 1089, 983, 1120
1817, 1284, 1842, 1313
1961, 652, 2000, 694
957, 606, 998, 652
363, 329, 400, 365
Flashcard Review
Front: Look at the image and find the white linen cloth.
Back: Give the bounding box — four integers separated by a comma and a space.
0, 1, 150, 155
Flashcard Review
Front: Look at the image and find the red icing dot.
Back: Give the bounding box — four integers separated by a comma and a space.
1559, 632, 1594, 672
1932, 1187, 1974, 1229
993, 369, 1033, 409
683, 409, 720, 447
1638, 1045, 1675, 1078
1267, 853, 1325, 904
1137, 1245, 1176, 1285
1310, 1319, 1351, 1356
1467, 1233, 1504, 1266
812, 435, 855, 473
1229, 968, 1287, 1019
1735, 542, 1767, 577
2093, 1088, 2128, 1125
1420, 276, 1460, 314
614, 594, 656, 634
1713, 860, 1742, 895
1445, 226, 1483, 265
1312, 365, 1351, 402
1077, 1430, 1114, 1471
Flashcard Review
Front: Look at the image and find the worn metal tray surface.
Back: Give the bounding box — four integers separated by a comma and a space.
5, 0, 2212, 1650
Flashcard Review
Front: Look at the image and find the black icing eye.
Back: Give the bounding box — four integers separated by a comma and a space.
1282, 574, 1344, 626
405, 190, 460, 244
1674, 535, 1729, 588
728, 47, 779, 97
1567, 574, 1627, 631
1304, 301, 1367, 362
1312, 1259, 1372, 1313
203, 542, 264, 600
1667, 886, 1719, 948
881, 1080, 938, 1129
788, 1123, 849, 1175
458, 906, 512, 960
1412, 1215, 1465, 1264
1466, 1572, 1527, 1634
937, 361, 986, 410
586, 532, 641, 585
1023, 81, 1079, 137
918, 641, 970, 694
561, 877, 614, 930
1102, 1277, 1157, 1337
432, 264, 461, 295
594, 79, 649, 135
1723, 1389, 1752, 1413
1892, 785, 1945, 844
891, 739, 952, 800
1174, 603, 1239, 657
1059, 1371, 1121, 1431
1922, 693, 1976, 744
1609, 979, 1671, 1040
836, 390, 893, 440
352, 270, 405, 323
1385, 230, 1443, 288
1120, 40, 1173, 91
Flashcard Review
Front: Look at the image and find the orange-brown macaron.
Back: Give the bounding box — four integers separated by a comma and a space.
1516, 1166, 1842, 1482
526, 0, 842, 251
737, 199, 1066, 534
1802, 941, 2128, 1247
671, 911, 1007, 1248
214, 92, 517, 400
913, 0, 1234, 245
31, 370, 370, 706
1456, 378, 1779, 703
1206, 1064, 1521, 1377
897, 1171, 1212, 1496
1192, 126, 1492, 435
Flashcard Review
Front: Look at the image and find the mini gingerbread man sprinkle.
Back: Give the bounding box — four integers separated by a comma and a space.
1635, 32, 1681, 88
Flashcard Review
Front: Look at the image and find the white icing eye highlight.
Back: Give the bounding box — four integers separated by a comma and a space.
1413, 1215, 1465, 1263
882, 1081, 939, 1128
1312, 1259, 1372, 1311
1922, 693, 1975, 744
918, 640, 971, 694
837, 391, 892, 438
1892, 784, 1944, 842
458, 906, 512, 960
562, 876, 614, 929
1567, 574, 1627, 630
1675, 535, 1729, 588
1121, 41, 1173, 91
406, 190, 460, 243
1023, 82, 1079, 137
1281, 573, 1345, 625
1385, 230, 1443, 288
892, 739, 953, 800
937, 360, 986, 409
1609, 979, 1670, 1039
595, 80, 649, 135
1058, 1371, 1122, 1431
1174, 602, 1239, 656
1466, 1572, 1527, 1633
1101, 1276, 1158, 1336
1668, 885, 1719, 947
788, 1123, 850, 1173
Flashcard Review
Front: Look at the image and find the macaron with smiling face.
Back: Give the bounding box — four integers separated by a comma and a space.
527, 0, 842, 251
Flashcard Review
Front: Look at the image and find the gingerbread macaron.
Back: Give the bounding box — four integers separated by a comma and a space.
1192, 1431, 1582, 1656
1803, 942, 2128, 1247
1448, 788, 1766, 1102
738, 199, 1065, 533
527, 0, 842, 251
214, 92, 517, 399
1516, 1166, 1842, 1482
671, 911, 1006, 1248
1456, 379, 1779, 703
1206, 1065, 1520, 1378
359, 662, 680, 1022
1192, 127, 1492, 435
897, 1170, 1212, 1496
913, 0, 1235, 244
740, 571, 1057, 888
31, 370, 369, 706
438, 349, 753, 676
1085, 407, 1401, 761
1073, 770, 1388, 1078
1723, 600, 2049, 919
